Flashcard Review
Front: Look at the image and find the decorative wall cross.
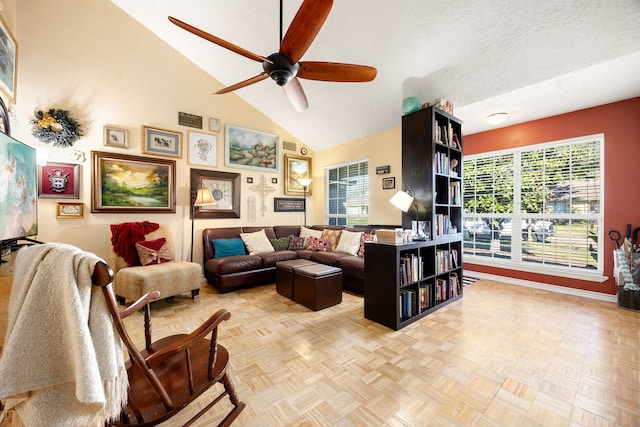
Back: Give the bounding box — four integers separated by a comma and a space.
249, 175, 276, 217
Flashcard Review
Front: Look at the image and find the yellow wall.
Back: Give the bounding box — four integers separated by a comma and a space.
6, 0, 314, 265
312, 126, 403, 226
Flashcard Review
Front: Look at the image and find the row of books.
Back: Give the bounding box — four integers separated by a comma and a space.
400, 254, 423, 285
434, 151, 453, 175
435, 122, 461, 150
450, 181, 461, 205
434, 214, 452, 237
435, 249, 459, 275
435, 275, 461, 302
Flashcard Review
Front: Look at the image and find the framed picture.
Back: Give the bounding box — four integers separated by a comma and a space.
0, 15, 17, 103
271, 178, 278, 184
0, 97, 10, 135
187, 131, 217, 167
190, 169, 240, 219
142, 125, 182, 158
56, 202, 83, 219
247, 177, 253, 183
37, 162, 80, 199
274, 197, 305, 212
103, 125, 128, 148
209, 117, 221, 132
382, 176, 396, 190
91, 151, 176, 213
225, 124, 279, 172
178, 111, 202, 129
284, 154, 312, 196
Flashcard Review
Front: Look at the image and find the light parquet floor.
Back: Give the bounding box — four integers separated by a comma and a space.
120, 280, 639, 427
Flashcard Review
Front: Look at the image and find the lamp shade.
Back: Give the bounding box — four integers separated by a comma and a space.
194, 189, 215, 206
389, 190, 414, 212
298, 177, 312, 187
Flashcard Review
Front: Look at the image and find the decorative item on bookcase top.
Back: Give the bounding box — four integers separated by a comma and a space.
423, 98, 453, 115
402, 96, 422, 114
376, 165, 390, 175
31, 108, 83, 147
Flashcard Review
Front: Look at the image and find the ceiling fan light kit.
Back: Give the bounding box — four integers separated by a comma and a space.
168, 0, 376, 111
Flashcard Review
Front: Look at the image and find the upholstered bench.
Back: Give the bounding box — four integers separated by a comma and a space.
293, 264, 342, 311
275, 259, 317, 299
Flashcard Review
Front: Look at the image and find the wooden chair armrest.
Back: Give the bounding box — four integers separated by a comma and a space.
121, 291, 161, 318
147, 309, 230, 364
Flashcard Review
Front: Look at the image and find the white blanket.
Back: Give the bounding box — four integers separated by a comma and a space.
0, 243, 127, 426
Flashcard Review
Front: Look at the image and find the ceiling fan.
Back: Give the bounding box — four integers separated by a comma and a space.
168, 0, 377, 111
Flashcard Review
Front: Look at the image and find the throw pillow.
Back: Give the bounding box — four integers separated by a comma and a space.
306, 236, 330, 251
212, 238, 246, 258
288, 236, 306, 250
240, 229, 275, 255
135, 238, 172, 265
358, 233, 375, 257
334, 229, 363, 256
299, 226, 323, 239
270, 237, 290, 251
321, 229, 342, 251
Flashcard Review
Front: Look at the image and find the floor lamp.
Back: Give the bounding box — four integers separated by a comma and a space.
298, 178, 312, 227
191, 188, 215, 262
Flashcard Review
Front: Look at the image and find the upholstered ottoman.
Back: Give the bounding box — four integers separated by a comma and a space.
293, 264, 342, 311
276, 259, 317, 299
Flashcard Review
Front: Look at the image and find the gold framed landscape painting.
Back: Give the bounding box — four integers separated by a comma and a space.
284, 154, 312, 196
91, 151, 176, 213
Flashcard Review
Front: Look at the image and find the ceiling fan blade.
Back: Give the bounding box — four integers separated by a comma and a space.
283, 78, 309, 112
297, 62, 377, 82
279, 0, 333, 64
214, 73, 269, 94
168, 16, 272, 64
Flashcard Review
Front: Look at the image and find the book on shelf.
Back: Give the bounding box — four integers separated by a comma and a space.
449, 181, 461, 205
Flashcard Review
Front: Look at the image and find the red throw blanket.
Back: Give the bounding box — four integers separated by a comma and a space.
110, 221, 160, 266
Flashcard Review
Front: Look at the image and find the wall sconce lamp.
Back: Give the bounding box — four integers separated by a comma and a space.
298, 178, 312, 227
190, 188, 215, 262
389, 186, 427, 240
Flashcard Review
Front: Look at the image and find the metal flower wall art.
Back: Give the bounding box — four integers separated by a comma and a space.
31, 108, 84, 147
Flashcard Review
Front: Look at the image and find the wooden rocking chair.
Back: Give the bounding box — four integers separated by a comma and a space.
92, 261, 246, 426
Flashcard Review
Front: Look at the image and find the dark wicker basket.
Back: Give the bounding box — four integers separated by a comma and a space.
617, 286, 640, 311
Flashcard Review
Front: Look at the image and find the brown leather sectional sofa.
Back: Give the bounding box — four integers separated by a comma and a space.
202, 225, 397, 293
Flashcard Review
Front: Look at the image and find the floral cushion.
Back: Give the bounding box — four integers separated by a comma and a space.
321, 229, 342, 251
334, 229, 363, 256
240, 229, 275, 255
306, 236, 330, 251
358, 233, 375, 257
135, 238, 172, 265
288, 236, 306, 250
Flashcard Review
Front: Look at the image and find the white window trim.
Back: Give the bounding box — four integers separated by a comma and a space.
324, 157, 369, 225
464, 134, 605, 280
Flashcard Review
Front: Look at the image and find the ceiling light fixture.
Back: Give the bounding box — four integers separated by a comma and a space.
486, 112, 510, 125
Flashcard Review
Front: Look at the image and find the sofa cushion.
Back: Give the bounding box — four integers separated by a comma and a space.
206, 255, 263, 274
321, 229, 342, 251
212, 238, 246, 258
358, 233, 375, 257
334, 229, 363, 256
260, 250, 299, 268
300, 226, 323, 239
338, 255, 365, 278
270, 237, 291, 251
310, 251, 349, 267
240, 229, 275, 255
306, 236, 330, 251
288, 236, 306, 250
274, 225, 301, 238
135, 238, 172, 265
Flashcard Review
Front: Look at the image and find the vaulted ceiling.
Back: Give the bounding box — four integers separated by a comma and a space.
111, 0, 640, 151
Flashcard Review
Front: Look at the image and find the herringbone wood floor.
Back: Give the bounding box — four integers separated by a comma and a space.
120, 280, 639, 427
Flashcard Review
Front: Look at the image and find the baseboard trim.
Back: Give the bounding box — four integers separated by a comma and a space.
464, 270, 617, 303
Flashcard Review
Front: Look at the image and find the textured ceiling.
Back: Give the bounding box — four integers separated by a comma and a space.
111, 0, 640, 151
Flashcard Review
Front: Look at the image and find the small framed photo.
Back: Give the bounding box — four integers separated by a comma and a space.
142, 125, 183, 158
247, 177, 253, 184
271, 177, 278, 184
103, 125, 129, 148
187, 131, 217, 167
382, 176, 396, 190
56, 202, 83, 219
38, 162, 80, 199
209, 117, 221, 132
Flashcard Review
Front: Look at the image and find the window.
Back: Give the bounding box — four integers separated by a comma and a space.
463, 135, 603, 279
325, 159, 368, 225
